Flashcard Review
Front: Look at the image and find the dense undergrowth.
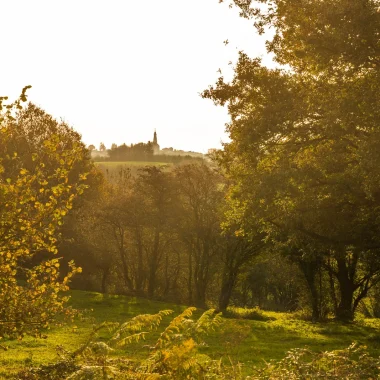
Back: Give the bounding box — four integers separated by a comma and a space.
1, 290, 380, 379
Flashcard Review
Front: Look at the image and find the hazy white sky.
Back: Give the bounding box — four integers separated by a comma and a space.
2, 0, 272, 153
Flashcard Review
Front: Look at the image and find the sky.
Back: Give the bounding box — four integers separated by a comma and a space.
1, 0, 272, 153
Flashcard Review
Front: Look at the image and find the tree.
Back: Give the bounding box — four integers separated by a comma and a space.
175, 164, 224, 308
217, 227, 262, 311
88, 168, 137, 294
134, 167, 179, 298
99, 142, 106, 151
232, 0, 380, 73
65, 184, 117, 294
0, 89, 87, 338
107, 142, 154, 161
88, 144, 95, 151
204, 0, 380, 320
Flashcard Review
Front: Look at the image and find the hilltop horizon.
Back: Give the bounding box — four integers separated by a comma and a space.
89, 131, 218, 155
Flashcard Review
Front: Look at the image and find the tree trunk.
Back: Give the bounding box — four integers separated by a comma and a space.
187, 249, 193, 304
148, 264, 157, 298
335, 256, 355, 321
163, 251, 170, 297
218, 273, 236, 311
114, 227, 133, 292
298, 259, 320, 322
195, 280, 207, 308
193, 240, 210, 309
218, 250, 239, 311
327, 256, 338, 315
101, 266, 110, 294
135, 228, 145, 296
147, 229, 160, 298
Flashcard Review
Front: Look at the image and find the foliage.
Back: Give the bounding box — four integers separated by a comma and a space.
232, 0, 380, 73
18, 343, 380, 379
236, 253, 301, 312
256, 343, 380, 379
2, 290, 380, 378
17, 357, 79, 380
70, 162, 240, 309
0, 89, 87, 338
107, 142, 154, 162
223, 306, 273, 321
14, 295, 380, 379
99, 143, 204, 165
18, 306, 223, 380
358, 282, 380, 318
204, 0, 380, 321
175, 163, 226, 307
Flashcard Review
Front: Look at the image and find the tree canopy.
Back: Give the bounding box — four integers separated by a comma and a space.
204, 0, 380, 320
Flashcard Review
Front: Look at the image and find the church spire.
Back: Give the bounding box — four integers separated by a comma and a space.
152, 129, 160, 154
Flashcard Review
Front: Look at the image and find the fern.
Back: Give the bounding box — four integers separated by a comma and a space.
193, 309, 223, 336
72, 321, 118, 358
18, 307, 227, 379
155, 307, 196, 348
111, 309, 173, 343
116, 331, 148, 347
144, 308, 224, 378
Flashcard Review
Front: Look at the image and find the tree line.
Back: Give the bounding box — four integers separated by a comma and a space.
92, 141, 205, 164
61, 153, 380, 321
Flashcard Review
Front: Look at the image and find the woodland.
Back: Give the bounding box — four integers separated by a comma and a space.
1, 0, 380, 378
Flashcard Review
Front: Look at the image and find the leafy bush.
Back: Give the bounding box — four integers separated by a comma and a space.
17, 358, 79, 380
358, 283, 380, 319
255, 343, 380, 379
224, 307, 274, 321
0, 89, 87, 339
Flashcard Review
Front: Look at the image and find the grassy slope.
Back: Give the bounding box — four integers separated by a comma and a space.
95, 161, 171, 169
1, 290, 380, 378
94, 161, 173, 178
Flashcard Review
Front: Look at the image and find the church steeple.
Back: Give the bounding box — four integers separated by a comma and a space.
152, 129, 160, 154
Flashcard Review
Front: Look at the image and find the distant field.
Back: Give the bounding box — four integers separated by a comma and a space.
95, 161, 171, 169
95, 161, 172, 176
1, 290, 380, 378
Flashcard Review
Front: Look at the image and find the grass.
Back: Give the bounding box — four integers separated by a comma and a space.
1, 290, 380, 378
95, 161, 171, 169
94, 161, 173, 178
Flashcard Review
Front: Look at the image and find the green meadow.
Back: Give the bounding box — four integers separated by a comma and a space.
1, 290, 380, 378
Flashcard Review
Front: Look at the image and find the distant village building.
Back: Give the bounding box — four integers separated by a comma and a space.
90, 129, 206, 159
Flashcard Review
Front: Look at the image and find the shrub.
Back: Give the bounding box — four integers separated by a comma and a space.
0, 90, 87, 339
254, 343, 380, 379
224, 307, 274, 321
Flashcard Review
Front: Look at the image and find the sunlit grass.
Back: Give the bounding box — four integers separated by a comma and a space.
95, 161, 171, 168
94, 161, 172, 178
1, 291, 380, 378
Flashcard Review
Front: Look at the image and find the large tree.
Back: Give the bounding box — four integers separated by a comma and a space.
204, 0, 380, 320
